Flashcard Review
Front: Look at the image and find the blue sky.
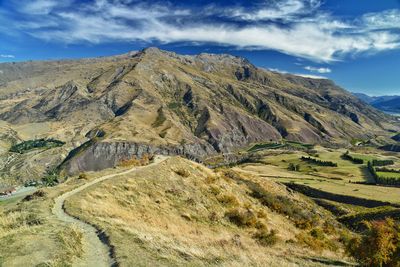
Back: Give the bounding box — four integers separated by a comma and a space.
0, 0, 400, 95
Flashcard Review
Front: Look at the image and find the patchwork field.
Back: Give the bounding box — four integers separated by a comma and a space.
237, 146, 400, 204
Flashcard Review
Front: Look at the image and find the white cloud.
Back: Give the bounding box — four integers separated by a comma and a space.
18, 0, 68, 15
304, 66, 332, 73
0, 54, 15, 58
294, 73, 328, 79
267, 68, 327, 79
267, 68, 288, 73
225, 0, 320, 21
266, 68, 326, 79
4, 0, 400, 62
361, 9, 400, 30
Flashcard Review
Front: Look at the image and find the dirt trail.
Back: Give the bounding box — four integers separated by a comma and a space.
52, 156, 167, 267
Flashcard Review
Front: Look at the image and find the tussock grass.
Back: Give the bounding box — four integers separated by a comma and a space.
253, 229, 279, 247
0, 209, 42, 238
57, 224, 84, 259
174, 168, 190, 177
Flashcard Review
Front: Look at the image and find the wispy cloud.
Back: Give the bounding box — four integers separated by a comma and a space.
18, 0, 72, 15
0, 54, 15, 58
360, 9, 400, 30
294, 73, 328, 79
304, 66, 331, 73
267, 67, 327, 79
223, 0, 320, 21
2, 0, 400, 62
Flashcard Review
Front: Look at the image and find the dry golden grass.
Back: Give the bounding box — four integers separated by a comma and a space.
57, 224, 84, 260
0, 209, 39, 238
118, 154, 152, 167
65, 157, 352, 266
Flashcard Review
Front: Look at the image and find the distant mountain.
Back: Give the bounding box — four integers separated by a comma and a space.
354, 93, 400, 115
373, 97, 400, 114
353, 93, 376, 103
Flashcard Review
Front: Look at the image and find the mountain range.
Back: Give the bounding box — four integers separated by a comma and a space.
354, 93, 400, 115
0, 47, 399, 182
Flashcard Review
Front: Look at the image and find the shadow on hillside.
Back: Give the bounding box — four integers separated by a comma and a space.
360, 166, 375, 183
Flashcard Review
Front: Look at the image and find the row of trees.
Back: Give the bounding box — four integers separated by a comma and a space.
371, 159, 394, 167
375, 167, 400, 174
367, 161, 400, 186
341, 151, 364, 164
10, 138, 65, 154
300, 156, 338, 167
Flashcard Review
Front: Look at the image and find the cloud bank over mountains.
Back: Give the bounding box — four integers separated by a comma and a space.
2, 0, 400, 62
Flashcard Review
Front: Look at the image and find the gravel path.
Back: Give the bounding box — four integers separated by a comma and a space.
52, 156, 167, 267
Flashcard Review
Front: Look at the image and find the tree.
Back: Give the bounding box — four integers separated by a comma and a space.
288, 163, 300, 171
346, 218, 400, 266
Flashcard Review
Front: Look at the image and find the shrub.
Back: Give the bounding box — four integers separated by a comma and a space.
175, 168, 190, 177
296, 232, 321, 251
25, 213, 43, 226
216, 194, 240, 207
225, 208, 257, 227
255, 221, 268, 230
288, 163, 300, 171
253, 229, 279, 247
22, 190, 47, 202
256, 209, 268, 219
322, 221, 337, 235
296, 230, 339, 252
345, 218, 400, 266
310, 228, 325, 239
42, 171, 59, 186
78, 173, 88, 180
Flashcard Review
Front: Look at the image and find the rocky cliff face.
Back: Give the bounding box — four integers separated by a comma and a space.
0, 47, 398, 177
62, 141, 215, 175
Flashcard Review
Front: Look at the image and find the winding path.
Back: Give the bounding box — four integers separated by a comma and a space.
52, 156, 167, 267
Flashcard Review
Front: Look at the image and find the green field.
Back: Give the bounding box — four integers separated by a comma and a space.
248, 143, 284, 152
247, 140, 314, 152
238, 146, 400, 204
376, 171, 400, 179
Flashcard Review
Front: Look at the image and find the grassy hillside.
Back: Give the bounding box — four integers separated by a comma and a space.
64, 157, 353, 266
